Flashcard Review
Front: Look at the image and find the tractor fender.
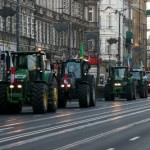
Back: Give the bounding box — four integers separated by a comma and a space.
47, 73, 56, 86
32, 80, 47, 85
80, 80, 89, 84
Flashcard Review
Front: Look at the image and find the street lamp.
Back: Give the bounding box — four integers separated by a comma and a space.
68, 0, 72, 59
116, 8, 127, 66
16, 0, 20, 51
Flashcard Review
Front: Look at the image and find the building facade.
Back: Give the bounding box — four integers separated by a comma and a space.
0, 0, 90, 62
98, 0, 147, 77
98, 0, 127, 77
132, 0, 147, 69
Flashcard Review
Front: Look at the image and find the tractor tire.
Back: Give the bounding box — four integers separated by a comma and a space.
0, 84, 10, 114
126, 85, 133, 101
48, 77, 58, 112
78, 84, 90, 108
31, 83, 48, 114
139, 85, 145, 98
83, 75, 96, 107
58, 92, 67, 108
145, 85, 148, 98
133, 83, 136, 100
104, 84, 113, 101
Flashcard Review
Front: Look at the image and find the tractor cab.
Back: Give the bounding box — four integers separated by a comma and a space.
61, 59, 90, 79
11, 51, 51, 81
110, 67, 128, 80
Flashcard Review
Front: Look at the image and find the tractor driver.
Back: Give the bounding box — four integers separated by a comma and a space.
18, 56, 28, 69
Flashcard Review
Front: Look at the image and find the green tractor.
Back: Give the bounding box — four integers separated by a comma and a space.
57, 59, 96, 108
0, 51, 58, 114
105, 66, 136, 101
130, 69, 148, 98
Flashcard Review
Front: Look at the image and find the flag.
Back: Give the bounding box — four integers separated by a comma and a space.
80, 42, 84, 60
10, 53, 16, 84
64, 73, 68, 84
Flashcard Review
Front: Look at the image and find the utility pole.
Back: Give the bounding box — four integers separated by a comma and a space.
68, 0, 72, 59
96, 0, 101, 87
118, 12, 121, 66
117, 8, 127, 66
16, 0, 20, 51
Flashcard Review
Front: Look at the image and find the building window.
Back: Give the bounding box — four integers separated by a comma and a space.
106, 14, 113, 29
88, 39, 95, 51
88, 6, 94, 22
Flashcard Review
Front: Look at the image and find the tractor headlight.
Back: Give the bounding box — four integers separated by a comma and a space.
10, 85, 14, 88
67, 84, 71, 88
61, 84, 65, 88
17, 85, 22, 88
114, 83, 121, 86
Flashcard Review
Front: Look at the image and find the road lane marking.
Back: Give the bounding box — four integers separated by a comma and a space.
0, 116, 148, 150
1, 104, 150, 137
0, 108, 150, 149
6, 119, 17, 122
0, 127, 13, 132
129, 136, 140, 141
33, 115, 42, 117
0, 101, 149, 129
107, 148, 115, 150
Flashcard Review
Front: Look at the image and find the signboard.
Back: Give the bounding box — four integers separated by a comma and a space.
88, 57, 102, 65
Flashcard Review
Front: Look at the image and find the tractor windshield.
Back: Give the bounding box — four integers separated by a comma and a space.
66, 62, 81, 78
130, 71, 141, 80
12, 54, 36, 70
145, 72, 150, 79
114, 68, 127, 80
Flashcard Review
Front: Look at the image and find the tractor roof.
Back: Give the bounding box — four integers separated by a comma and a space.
111, 66, 128, 69
11, 51, 46, 55
65, 59, 89, 63
131, 69, 143, 72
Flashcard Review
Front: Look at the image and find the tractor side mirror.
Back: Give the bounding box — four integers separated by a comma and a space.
1, 54, 5, 60
106, 68, 109, 72
88, 64, 91, 70
129, 73, 132, 77
45, 60, 51, 71
50, 63, 54, 70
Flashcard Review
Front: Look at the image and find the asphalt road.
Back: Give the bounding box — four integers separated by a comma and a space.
1, 97, 150, 150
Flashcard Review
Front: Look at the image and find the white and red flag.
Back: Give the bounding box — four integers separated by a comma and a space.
64, 73, 68, 84
10, 53, 16, 84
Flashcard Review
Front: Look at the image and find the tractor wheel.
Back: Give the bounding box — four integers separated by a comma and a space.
126, 85, 133, 101
145, 85, 148, 98
58, 92, 67, 108
133, 83, 136, 100
78, 84, 90, 108
139, 85, 145, 98
0, 84, 10, 114
83, 75, 96, 107
31, 83, 48, 114
48, 77, 58, 112
105, 84, 113, 101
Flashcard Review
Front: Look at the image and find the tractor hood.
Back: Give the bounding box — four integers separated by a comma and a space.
15, 69, 29, 80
